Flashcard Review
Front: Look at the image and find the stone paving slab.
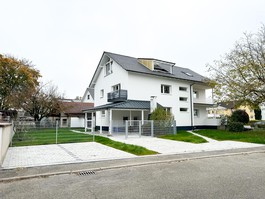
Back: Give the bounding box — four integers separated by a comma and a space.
2, 142, 136, 169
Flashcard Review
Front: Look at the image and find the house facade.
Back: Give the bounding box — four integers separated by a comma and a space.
83, 52, 220, 134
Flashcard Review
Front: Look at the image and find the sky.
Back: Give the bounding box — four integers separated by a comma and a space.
1, 0, 265, 99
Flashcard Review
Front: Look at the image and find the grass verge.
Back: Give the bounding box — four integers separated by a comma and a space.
11, 128, 158, 156
195, 129, 265, 144
159, 131, 207, 143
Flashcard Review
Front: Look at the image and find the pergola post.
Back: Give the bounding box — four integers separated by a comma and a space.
141, 110, 144, 125
109, 109, 112, 135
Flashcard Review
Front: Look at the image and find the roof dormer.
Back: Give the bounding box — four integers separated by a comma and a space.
138, 58, 175, 74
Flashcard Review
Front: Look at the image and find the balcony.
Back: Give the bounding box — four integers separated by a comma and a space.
107, 90, 128, 102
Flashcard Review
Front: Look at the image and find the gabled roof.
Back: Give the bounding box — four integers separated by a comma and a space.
83, 100, 163, 112
89, 52, 208, 88
105, 52, 207, 83
61, 102, 94, 115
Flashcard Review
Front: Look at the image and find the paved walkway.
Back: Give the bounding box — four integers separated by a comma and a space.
109, 132, 264, 154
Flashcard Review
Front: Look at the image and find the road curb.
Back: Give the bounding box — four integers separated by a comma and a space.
1, 149, 265, 183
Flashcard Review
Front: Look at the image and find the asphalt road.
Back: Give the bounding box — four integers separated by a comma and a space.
1, 152, 265, 199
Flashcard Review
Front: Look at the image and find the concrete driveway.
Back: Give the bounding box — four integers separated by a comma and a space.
2, 142, 136, 169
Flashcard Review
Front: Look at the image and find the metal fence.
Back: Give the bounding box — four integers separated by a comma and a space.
112, 120, 176, 139
11, 120, 92, 147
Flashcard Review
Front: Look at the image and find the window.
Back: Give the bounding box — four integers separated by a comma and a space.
62, 119, 67, 126
180, 108, 188, 112
112, 84, 120, 92
164, 107, 171, 115
100, 89, 104, 98
161, 84, 171, 94
181, 71, 193, 77
105, 61, 113, 76
101, 110, 106, 117
87, 95, 90, 100
179, 97, 188, 101
194, 109, 199, 117
193, 91, 199, 99
179, 87, 187, 91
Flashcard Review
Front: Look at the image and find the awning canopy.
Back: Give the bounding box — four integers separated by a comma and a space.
83, 100, 163, 112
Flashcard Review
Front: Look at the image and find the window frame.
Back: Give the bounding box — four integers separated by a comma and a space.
179, 87, 188, 91
180, 108, 188, 112
179, 97, 188, 102
100, 89, 104, 98
161, 84, 171, 94
112, 84, 121, 92
105, 60, 113, 76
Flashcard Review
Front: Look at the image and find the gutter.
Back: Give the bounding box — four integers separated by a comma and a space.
190, 83, 195, 129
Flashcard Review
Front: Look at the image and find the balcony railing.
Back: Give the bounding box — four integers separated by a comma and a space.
107, 90, 128, 102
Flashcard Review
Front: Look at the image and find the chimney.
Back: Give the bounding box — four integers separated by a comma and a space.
150, 96, 157, 113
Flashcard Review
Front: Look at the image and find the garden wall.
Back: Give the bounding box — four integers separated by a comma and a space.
0, 123, 13, 166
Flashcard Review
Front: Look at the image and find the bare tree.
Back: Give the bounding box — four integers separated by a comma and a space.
21, 83, 64, 122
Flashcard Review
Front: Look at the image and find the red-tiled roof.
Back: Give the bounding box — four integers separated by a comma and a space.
61, 102, 94, 114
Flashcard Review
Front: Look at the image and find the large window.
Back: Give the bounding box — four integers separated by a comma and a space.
105, 61, 113, 76
161, 84, 171, 94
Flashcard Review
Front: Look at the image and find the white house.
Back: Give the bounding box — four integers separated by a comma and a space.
83, 52, 220, 134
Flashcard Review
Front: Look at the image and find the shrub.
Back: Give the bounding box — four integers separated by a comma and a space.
227, 122, 244, 132
230, 110, 249, 124
150, 108, 173, 121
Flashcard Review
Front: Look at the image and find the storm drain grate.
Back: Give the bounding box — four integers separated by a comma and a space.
77, 171, 96, 176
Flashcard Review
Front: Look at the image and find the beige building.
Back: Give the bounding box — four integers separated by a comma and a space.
207, 101, 256, 121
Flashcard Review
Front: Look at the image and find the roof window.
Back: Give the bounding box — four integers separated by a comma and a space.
181, 71, 193, 77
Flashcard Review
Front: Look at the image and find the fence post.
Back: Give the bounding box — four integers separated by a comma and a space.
139, 121, 141, 138
125, 120, 128, 140
173, 120, 177, 135
92, 118, 95, 142
56, 120, 58, 144
151, 120, 154, 137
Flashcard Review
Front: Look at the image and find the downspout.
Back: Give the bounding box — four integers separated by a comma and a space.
190, 83, 195, 130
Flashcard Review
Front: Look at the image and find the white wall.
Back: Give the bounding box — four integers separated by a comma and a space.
70, 117, 85, 128
128, 72, 194, 126
0, 123, 12, 166
94, 61, 129, 106
92, 55, 214, 127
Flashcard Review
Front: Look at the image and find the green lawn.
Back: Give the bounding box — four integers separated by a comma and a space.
12, 128, 157, 156
195, 129, 265, 144
159, 131, 208, 144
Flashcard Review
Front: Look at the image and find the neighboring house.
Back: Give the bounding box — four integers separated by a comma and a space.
46, 99, 94, 128
59, 100, 94, 128
207, 101, 256, 121
83, 51, 219, 133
